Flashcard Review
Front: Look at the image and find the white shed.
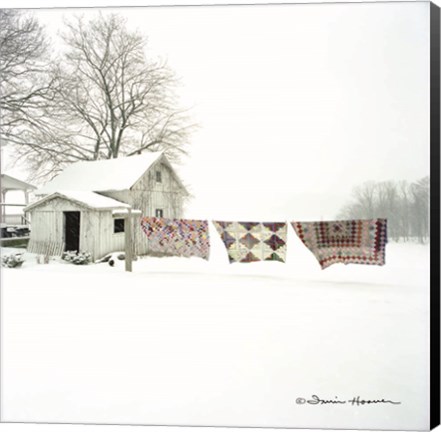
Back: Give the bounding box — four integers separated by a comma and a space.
24, 152, 188, 259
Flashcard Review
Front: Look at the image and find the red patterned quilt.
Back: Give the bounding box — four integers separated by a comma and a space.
291, 219, 387, 269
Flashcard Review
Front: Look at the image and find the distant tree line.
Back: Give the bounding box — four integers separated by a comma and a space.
337, 177, 429, 243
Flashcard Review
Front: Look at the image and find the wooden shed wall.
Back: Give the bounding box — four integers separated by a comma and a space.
136, 161, 184, 219
27, 197, 127, 260
99, 161, 185, 217
28, 198, 83, 247
95, 211, 126, 258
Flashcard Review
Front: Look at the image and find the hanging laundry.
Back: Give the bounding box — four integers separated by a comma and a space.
213, 221, 287, 263
291, 219, 387, 269
140, 217, 210, 260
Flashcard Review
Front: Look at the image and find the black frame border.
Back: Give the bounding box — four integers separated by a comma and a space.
430, 2, 440, 430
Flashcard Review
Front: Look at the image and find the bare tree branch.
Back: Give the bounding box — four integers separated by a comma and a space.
0, 10, 55, 146
2, 11, 195, 180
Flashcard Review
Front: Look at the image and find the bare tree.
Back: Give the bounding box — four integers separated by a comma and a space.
396, 180, 411, 241
337, 177, 430, 243
12, 13, 194, 180
375, 181, 399, 238
353, 181, 377, 218
0, 10, 54, 152
410, 176, 429, 242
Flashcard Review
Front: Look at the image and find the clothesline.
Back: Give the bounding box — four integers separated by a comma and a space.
140, 217, 388, 270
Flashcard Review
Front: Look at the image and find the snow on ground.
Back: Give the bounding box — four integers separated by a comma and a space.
0, 234, 430, 430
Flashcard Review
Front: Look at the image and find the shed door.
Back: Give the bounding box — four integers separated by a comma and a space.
64, 211, 80, 252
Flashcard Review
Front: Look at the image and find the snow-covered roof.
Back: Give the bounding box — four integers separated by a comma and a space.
36, 152, 164, 195
24, 191, 132, 212
1, 174, 37, 191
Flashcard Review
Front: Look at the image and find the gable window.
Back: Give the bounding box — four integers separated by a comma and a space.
156, 171, 162, 183
155, 209, 164, 218
114, 218, 125, 233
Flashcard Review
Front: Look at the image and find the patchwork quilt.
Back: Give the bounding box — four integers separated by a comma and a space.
291, 219, 387, 269
213, 221, 287, 263
140, 217, 210, 260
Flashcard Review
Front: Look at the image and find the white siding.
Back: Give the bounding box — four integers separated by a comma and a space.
95, 212, 126, 258
27, 197, 119, 260
29, 211, 63, 243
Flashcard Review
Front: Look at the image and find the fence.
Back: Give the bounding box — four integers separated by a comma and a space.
27, 239, 65, 257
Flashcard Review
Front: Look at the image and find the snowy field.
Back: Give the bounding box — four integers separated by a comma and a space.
0, 230, 430, 431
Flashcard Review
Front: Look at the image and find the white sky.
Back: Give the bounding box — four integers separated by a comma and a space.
2, 1, 430, 220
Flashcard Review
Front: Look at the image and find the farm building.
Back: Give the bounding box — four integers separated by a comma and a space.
24, 152, 189, 260
1, 174, 36, 225
1, 174, 36, 242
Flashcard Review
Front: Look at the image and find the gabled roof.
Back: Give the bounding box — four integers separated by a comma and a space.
1, 174, 37, 192
36, 152, 169, 195
24, 191, 131, 212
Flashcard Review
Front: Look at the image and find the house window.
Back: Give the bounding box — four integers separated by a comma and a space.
156, 171, 162, 183
114, 218, 125, 233
155, 209, 164, 217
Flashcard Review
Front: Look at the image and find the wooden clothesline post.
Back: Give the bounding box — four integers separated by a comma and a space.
113, 207, 141, 272
125, 208, 132, 272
